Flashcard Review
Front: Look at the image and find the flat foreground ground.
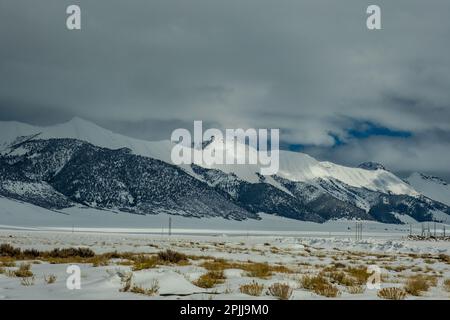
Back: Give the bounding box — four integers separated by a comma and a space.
1, 226, 449, 300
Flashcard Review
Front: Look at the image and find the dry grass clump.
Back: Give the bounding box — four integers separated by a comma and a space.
1, 244, 194, 270
132, 255, 160, 271
443, 279, 450, 292
0, 244, 21, 257
0, 257, 16, 267
321, 265, 370, 288
200, 259, 233, 271
299, 275, 341, 297
157, 249, 188, 264
404, 274, 434, 296
44, 274, 57, 284
119, 272, 159, 296
323, 270, 357, 287
200, 259, 290, 279
119, 272, 134, 292
130, 279, 160, 296
345, 266, 370, 285
267, 283, 293, 300
20, 276, 35, 286
437, 254, 450, 264
245, 263, 272, 278
132, 250, 189, 271
1, 244, 136, 266
347, 285, 365, 294
14, 263, 33, 278
45, 247, 95, 259
193, 271, 225, 288
377, 287, 406, 300
1, 243, 102, 264
239, 281, 264, 296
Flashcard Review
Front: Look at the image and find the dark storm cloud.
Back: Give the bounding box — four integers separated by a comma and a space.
1, 0, 450, 174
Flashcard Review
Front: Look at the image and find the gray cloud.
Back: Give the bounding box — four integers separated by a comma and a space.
1, 0, 450, 176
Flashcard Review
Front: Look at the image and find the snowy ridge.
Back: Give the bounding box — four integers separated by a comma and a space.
0, 118, 418, 197
2, 118, 448, 224
0, 117, 174, 163
407, 172, 450, 206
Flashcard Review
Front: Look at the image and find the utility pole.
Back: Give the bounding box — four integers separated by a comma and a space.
168, 217, 172, 237
359, 222, 361, 241
355, 222, 362, 241
409, 223, 412, 236
434, 222, 436, 237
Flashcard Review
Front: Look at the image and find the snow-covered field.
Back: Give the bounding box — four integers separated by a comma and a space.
1, 207, 450, 299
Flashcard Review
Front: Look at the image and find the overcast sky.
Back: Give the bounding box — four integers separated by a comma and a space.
1, 0, 450, 178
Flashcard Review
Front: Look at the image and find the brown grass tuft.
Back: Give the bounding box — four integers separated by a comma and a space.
300, 275, 340, 297
20, 276, 35, 286
239, 281, 264, 296
44, 274, 57, 284
404, 275, 433, 296
443, 279, 450, 292
14, 263, 33, 278
157, 250, 188, 264
132, 255, 160, 271
267, 283, 293, 300
347, 285, 365, 294
129, 279, 160, 296
193, 271, 225, 288
377, 287, 406, 300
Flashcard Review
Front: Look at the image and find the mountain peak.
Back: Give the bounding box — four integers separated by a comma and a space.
65, 117, 104, 129
358, 162, 386, 171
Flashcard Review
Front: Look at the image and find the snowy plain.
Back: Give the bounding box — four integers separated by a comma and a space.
1, 196, 449, 300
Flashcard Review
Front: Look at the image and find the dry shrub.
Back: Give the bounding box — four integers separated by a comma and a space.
23, 249, 40, 258
443, 279, 450, 292
300, 275, 340, 298
324, 270, 356, 287
14, 263, 33, 278
200, 259, 233, 271
157, 250, 187, 264
0, 244, 21, 257
245, 263, 272, 278
20, 276, 35, 286
119, 272, 133, 292
0, 257, 16, 267
333, 262, 347, 269
269, 264, 292, 274
239, 281, 264, 296
193, 271, 225, 288
377, 287, 406, 300
200, 259, 289, 278
345, 266, 370, 285
437, 254, 450, 264
130, 280, 160, 296
267, 283, 293, 300
404, 275, 432, 296
47, 247, 95, 258
347, 285, 365, 294
44, 274, 57, 284
1, 244, 96, 260
132, 255, 159, 271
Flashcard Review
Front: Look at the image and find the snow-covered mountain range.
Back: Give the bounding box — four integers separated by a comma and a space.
1, 118, 449, 224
